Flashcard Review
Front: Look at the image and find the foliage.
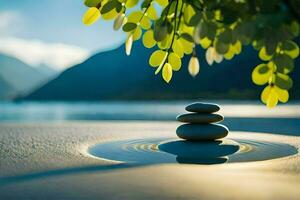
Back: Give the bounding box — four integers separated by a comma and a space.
82, 0, 300, 107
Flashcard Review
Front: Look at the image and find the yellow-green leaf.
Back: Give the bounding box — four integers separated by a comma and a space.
155, 0, 168, 7
162, 63, 173, 83
274, 86, 289, 103
125, 0, 139, 8
127, 11, 151, 29
133, 26, 142, 40
206, 47, 223, 65
172, 39, 184, 58
223, 45, 235, 60
128, 11, 143, 23
261, 85, 271, 104
143, 30, 156, 48
178, 37, 193, 54
149, 50, 168, 67
199, 37, 212, 49
113, 13, 125, 31
102, 9, 118, 20
232, 40, 242, 54
168, 52, 181, 71
188, 56, 200, 77
261, 86, 278, 108
206, 47, 214, 65
146, 4, 158, 20
125, 34, 133, 56
82, 7, 101, 25
155, 0, 169, 7
139, 17, 151, 30
267, 88, 278, 108
252, 64, 273, 85
259, 47, 272, 61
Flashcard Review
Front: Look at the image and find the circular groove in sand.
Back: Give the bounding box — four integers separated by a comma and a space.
88, 136, 298, 165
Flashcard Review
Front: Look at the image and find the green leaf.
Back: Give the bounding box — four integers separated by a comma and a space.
265, 38, 278, 56
141, 0, 152, 8
272, 54, 294, 74
122, 22, 137, 32
291, 21, 300, 36
197, 21, 217, 40
215, 39, 229, 54
274, 73, 293, 90
101, 1, 117, 14
218, 29, 232, 44
180, 33, 194, 43
84, 0, 101, 7
154, 19, 168, 41
282, 40, 299, 59
188, 13, 201, 26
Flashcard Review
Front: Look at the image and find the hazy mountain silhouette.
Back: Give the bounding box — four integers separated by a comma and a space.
36, 64, 58, 78
0, 54, 55, 100
23, 41, 300, 101
0, 76, 16, 99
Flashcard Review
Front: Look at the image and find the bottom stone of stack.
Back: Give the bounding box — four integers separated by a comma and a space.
176, 124, 229, 141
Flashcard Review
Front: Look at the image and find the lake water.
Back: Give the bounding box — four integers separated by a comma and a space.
1, 101, 300, 122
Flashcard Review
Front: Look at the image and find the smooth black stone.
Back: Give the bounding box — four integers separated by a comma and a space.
176, 124, 229, 140
185, 102, 220, 113
177, 113, 224, 123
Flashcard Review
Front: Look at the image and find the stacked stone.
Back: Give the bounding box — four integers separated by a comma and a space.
176, 102, 228, 141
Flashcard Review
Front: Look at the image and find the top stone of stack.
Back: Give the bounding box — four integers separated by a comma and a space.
185, 102, 220, 113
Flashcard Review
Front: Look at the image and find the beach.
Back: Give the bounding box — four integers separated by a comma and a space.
1, 119, 300, 199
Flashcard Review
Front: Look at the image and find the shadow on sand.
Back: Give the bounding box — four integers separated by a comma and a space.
0, 163, 137, 186
0, 139, 240, 186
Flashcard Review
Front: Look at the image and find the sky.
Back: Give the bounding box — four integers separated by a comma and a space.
0, 0, 125, 70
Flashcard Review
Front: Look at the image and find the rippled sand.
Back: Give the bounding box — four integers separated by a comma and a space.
0, 121, 300, 199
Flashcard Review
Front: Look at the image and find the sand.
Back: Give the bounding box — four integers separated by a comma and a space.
0, 121, 300, 199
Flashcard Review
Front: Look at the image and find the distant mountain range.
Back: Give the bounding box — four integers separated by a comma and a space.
23, 41, 300, 101
0, 54, 58, 100
36, 64, 58, 78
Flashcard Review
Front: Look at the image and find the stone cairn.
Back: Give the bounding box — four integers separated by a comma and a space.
176, 102, 228, 141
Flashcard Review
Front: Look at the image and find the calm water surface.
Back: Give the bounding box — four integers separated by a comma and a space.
0, 101, 300, 122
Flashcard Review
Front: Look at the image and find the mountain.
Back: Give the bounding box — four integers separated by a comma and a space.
0, 76, 16, 99
36, 64, 58, 78
23, 41, 300, 101
0, 54, 53, 100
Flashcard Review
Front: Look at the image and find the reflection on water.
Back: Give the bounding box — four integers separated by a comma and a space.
159, 140, 239, 164
88, 137, 298, 165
